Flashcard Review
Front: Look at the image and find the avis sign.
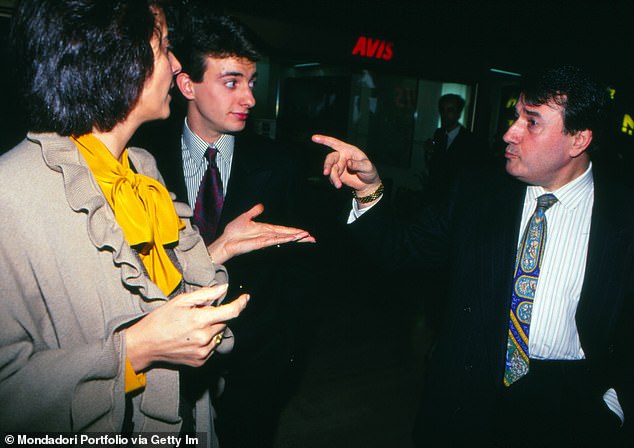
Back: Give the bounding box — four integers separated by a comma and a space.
351, 36, 394, 61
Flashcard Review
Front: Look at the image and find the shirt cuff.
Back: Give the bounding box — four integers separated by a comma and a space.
603, 388, 624, 425
347, 196, 382, 224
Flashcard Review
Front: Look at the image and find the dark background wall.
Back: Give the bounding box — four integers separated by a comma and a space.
2, 0, 634, 157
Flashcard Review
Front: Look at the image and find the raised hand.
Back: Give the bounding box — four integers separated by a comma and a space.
313, 134, 381, 196
207, 203, 316, 264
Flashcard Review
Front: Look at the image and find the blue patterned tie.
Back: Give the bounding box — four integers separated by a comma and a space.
504, 193, 558, 386
193, 146, 224, 246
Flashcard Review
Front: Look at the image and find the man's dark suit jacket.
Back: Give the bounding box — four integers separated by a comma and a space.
425, 125, 488, 202
350, 165, 634, 445
133, 117, 316, 447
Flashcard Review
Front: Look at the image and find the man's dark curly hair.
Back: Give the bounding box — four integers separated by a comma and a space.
170, 1, 260, 83
520, 65, 610, 151
10, 0, 170, 136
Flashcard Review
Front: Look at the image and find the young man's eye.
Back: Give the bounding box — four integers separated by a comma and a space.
225, 80, 237, 88
248, 80, 257, 89
528, 119, 538, 127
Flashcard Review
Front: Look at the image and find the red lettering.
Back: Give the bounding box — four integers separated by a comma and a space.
352, 36, 367, 56
366, 38, 380, 58
376, 41, 385, 59
352, 36, 394, 61
382, 42, 393, 60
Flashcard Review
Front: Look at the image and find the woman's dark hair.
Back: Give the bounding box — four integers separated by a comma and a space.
10, 0, 167, 135
520, 65, 610, 150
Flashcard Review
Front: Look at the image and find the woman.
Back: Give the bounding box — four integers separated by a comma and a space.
0, 0, 250, 443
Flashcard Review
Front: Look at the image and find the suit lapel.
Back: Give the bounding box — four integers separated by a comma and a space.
448, 126, 465, 150
132, 114, 189, 204
156, 116, 188, 204
576, 174, 634, 355
169, 130, 188, 203
477, 178, 526, 375
219, 133, 273, 230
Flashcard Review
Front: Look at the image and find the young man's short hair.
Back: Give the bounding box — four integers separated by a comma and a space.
172, 2, 260, 83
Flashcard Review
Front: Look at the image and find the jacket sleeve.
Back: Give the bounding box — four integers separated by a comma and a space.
348, 184, 455, 271
0, 254, 132, 431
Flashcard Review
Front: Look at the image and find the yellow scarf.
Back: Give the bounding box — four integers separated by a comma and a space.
72, 134, 185, 295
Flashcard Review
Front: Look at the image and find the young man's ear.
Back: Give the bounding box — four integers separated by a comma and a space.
570, 129, 593, 158
176, 72, 195, 100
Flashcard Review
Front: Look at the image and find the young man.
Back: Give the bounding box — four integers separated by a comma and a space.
315, 65, 631, 447
134, 6, 316, 448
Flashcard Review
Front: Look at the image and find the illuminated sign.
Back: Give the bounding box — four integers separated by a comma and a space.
608, 87, 616, 100
352, 36, 394, 61
622, 114, 634, 136
505, 96, 518, 128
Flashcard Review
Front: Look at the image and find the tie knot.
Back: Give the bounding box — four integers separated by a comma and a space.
206, 146, 218, 164
537, 193, 558, 211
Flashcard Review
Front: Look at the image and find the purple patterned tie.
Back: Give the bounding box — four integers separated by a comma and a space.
193, 146, 224, 245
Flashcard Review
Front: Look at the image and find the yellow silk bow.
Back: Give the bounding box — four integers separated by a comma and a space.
73, 134, 185, 295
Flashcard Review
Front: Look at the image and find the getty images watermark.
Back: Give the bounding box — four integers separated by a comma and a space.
2, 433, 205, 447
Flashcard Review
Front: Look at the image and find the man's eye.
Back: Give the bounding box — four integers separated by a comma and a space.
248, 80, 257, 89
226, 80, 237, 88
528, 119, 538, 127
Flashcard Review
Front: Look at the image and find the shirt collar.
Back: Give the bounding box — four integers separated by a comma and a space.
527, 162, 594, 210
214, 133, 235, 161
181, 118, 235, 163
446, 125, 461, 139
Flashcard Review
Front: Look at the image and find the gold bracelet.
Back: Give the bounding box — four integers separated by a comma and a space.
352, 182, 384, 204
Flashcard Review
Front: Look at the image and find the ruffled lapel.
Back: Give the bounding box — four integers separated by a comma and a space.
32, 132, 166, 305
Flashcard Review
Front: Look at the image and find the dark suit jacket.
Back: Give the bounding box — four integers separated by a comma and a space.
350, 165, 634, 444
425, 126, 488, 202
133, 115, 319, 448
133, 117, 315, 370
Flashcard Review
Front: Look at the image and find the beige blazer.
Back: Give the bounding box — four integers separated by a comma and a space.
0, 133, 229, 445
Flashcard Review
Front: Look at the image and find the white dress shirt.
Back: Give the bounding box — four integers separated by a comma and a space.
523, 165, 593, 361
181, 118, 234, 209
520, 163, 621, 422
445, 125, 461, 149
348, 162, 623, 422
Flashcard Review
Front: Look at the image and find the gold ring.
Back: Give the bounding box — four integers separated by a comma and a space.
213, 333, 223, 345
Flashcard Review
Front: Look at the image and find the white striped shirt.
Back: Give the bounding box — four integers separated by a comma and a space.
522, 163, 622, 422
181, 118, 234, 209
350, 162, 623, 421
524, 165, 593, 361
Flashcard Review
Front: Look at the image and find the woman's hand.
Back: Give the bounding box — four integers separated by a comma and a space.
125, 283, 248, 371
